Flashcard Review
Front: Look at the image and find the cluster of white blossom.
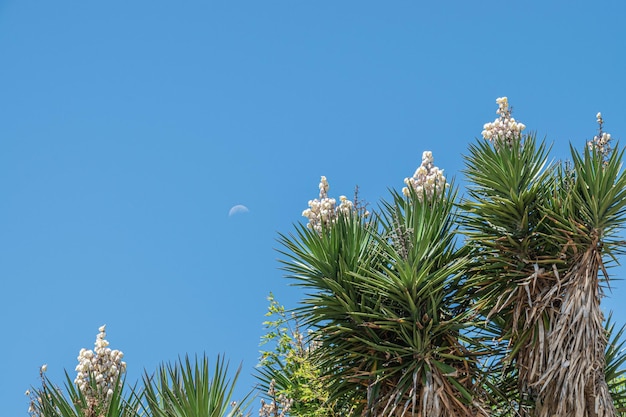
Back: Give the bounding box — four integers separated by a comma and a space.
74, 325, 126, 399
402, 151, 448, 201
302, 176, 361, 233
259, 379, 293, 417
481, 97, 526, 147
588, 112, 612, 161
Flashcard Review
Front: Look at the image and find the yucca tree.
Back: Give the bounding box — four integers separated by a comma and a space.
279, 181, 490, 416
461, 133, 556, 414
535, 142, 626, 417
142, 354, 249, 417
462, 102, 626, 416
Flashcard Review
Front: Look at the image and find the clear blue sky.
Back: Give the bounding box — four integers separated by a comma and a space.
2, 1, 626, 415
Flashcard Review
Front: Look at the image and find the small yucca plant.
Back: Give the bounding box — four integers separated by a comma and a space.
142, 354, 250, 417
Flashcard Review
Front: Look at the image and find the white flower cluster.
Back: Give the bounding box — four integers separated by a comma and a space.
402, 151, 448, 201
259, 379, 293, 417
481, 97, 526, 147
74, 325, 126, 398
302, 176, 358, 233
588, 112, 612, 160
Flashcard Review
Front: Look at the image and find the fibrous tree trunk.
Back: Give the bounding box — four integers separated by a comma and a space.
530, 244, 616, 417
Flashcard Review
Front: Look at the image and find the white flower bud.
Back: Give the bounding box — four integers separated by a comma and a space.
404, 151, 448, 202
482, 97, 525, 146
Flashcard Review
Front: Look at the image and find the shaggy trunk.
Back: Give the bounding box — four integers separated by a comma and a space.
366, 365, 489, 417
503, 263, 560, 417
531, 245, 616, 417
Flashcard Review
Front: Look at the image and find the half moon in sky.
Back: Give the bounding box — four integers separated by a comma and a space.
228, 204, 249, 217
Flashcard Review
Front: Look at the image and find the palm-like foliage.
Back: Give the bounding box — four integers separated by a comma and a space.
142, 354, 249, 417
29, 371, 141, 417
279, 186, 490, 416
460, 134, 554, 327
462, 129, 626, 416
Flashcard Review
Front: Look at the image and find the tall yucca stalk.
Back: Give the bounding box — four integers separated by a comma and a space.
279, 186, 490, 416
